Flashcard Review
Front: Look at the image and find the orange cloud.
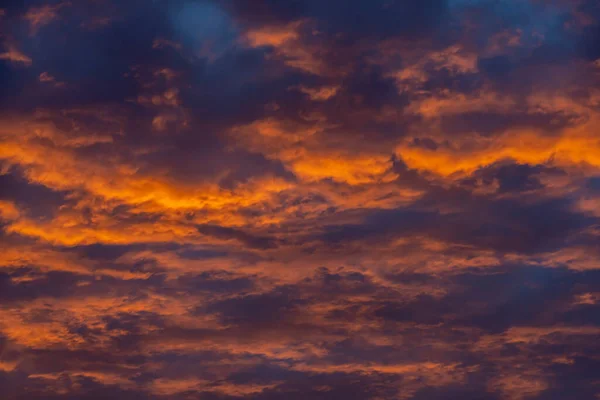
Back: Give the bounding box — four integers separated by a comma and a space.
244, 21, 329, 75
0, 45, 32, 66
397, 128, 600, 176
297, 85, 340, 101
24, 2, 69, 34
230, 118, 399, 185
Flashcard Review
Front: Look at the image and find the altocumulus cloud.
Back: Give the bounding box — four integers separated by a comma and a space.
1, 0, 600, 399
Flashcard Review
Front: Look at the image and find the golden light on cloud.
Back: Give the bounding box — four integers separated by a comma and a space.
1, 1, 600, 399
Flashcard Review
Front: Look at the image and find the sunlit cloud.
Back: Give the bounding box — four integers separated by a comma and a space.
0, 45, 32, 66
24, 2, 70, 34
1, 0, 600, 399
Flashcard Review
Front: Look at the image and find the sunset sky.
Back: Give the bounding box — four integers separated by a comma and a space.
1, 0, 600, 399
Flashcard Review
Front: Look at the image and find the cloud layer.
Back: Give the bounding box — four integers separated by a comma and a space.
1, 0, 600, 398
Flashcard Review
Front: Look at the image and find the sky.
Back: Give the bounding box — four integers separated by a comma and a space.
1, 0, 600, 399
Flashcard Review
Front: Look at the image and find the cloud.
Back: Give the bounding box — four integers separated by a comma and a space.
24, 2, 69, 34
1, 0, 600, 399
0, 45, 32, 65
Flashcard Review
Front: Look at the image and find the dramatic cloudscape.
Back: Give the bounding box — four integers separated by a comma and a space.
1, 0, 600, 398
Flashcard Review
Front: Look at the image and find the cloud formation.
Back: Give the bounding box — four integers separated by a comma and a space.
1, 0, 600, 398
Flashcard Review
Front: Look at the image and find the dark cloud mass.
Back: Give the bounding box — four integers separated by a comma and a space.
1, 0, 600, 399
